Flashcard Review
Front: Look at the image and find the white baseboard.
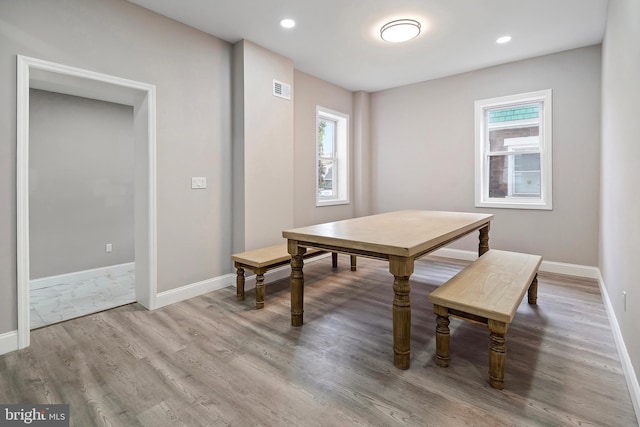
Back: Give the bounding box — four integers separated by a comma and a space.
30, 262, 135, 290
0, 330, 18, 356
155, 274, 235, 309
598, 273, 640, 421
538, 260, 600, 280
430, 248, 600, 279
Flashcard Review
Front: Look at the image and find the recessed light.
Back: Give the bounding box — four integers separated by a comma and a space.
496, 35, 512, 44
380, 19, 421, 43
280, 18, 295, 29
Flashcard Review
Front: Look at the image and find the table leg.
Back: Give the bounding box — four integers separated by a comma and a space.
390, 256, 414, 370
235, 265, 245, 301
288, 241, 306, 327
350, 255, 357, 271
332, 252, 338, 268
479, 224, 490, 256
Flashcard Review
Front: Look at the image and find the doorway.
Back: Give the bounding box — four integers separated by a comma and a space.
29, 89, 136, 328
16, 56, 158, 348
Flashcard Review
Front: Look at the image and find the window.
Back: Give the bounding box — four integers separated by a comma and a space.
316, 106, 349, 206
475, 90, 552, 210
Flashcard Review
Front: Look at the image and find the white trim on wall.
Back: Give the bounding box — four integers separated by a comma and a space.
431, 248, 600, 278
0, 331, 18, 356
30, 262, 135, 291
156, 254, 332, 309
156, 274, 235, 309
598, 273, 640, 421
16, 55, 158, 349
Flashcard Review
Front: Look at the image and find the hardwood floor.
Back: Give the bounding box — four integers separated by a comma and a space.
0, 256, 637, 426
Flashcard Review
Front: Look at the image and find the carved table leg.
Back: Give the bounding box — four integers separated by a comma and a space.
350, 255, 357, 272
528, 274, 539, 305
479, 224, 490, 256
288, 241, 306, 327
488, 319, 508, 389
390, 256, 414, 370
332, 252, 338, 268
236, 265, 245, 301
255, 267, 267, 309
434, 305, 451, 368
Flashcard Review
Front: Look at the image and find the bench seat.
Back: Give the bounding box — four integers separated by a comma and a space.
232, 243, 356, 308
428, 249, 542, 389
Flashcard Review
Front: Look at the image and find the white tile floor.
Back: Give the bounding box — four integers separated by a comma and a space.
30, 268, 135, 329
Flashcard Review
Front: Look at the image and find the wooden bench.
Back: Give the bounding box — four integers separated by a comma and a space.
427, 249, 542, 389
232, 243, 357, 309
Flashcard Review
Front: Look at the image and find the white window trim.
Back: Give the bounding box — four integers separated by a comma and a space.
316, 106, 349, 207
474, 89, 553, 210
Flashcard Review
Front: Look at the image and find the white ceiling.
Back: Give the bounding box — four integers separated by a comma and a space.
127, 0, 609, 92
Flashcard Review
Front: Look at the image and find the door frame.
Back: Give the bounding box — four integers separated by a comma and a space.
16, 55, 158, 348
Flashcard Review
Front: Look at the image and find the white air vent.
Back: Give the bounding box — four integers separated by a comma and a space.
273, 79, 291, 100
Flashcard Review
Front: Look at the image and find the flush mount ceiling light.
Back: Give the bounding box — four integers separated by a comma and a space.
496, 35, 512, 44
280, 18, 296, 29
380, 19, 421, 43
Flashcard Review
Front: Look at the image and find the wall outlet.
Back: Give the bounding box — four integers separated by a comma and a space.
105, 243, 113, 253
191, 177, 207, 189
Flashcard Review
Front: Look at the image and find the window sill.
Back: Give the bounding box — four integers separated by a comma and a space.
475, 199, 552, 210
316, 199, 350, 208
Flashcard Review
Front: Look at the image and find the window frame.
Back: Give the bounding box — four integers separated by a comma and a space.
474, 89, 553, 210
316, 106, 349, 207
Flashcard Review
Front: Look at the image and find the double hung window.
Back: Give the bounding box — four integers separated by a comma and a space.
316, 106, 349, 206
474, 90, 552, 210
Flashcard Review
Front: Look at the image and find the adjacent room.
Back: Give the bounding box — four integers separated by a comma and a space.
0, 0, 638, 425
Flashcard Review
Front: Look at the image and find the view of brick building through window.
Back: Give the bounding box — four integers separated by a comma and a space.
487, 105, 541, 198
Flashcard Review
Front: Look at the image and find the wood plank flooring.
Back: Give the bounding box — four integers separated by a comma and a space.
0, 255, 637, 426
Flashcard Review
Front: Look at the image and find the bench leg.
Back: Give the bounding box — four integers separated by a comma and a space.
332, 252, 338, 268
255, 267, 267, 309
528, 274, 539, 305
488, 320, 508, 390
434, 305, 450, 368
350, 255, 357, 271
236, 266, 245, 301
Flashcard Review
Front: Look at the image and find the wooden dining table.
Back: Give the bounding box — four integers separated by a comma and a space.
282, 210, 493, 370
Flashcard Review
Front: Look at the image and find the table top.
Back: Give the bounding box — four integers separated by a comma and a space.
283, 210, 493, 258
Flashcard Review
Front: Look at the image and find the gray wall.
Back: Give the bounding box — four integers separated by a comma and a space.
29, 89, 134, 279
370, 46, 602, 266
600, 0, 640, 392
232, 40, 294, 252
293, 70, 355, 227
0, 0, 233, 332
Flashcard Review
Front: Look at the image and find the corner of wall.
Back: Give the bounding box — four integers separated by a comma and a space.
231, 40, 246, 254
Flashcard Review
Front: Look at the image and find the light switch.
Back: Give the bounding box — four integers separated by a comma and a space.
191, 177, 207, 189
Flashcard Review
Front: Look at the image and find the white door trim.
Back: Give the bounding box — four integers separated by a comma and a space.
16, 55, 158, 349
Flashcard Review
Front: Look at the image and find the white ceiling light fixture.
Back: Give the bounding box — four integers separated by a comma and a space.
380, 19, 421, 43
496, 35, 512, 44
280, 18, 296, 29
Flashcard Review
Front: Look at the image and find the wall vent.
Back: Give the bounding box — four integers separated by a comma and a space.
273, 80, 291, 100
